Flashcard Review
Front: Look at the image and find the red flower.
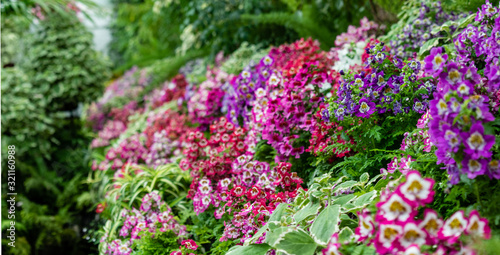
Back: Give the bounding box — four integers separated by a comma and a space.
246, 186, 261, 200
96, 203, 105, 214
231, 185, 246, 197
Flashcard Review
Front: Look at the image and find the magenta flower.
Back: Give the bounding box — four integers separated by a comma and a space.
181, 239, 198, 250
374, 223, 403, 254
399, 221, 427, 248
355, 211, 375, 242
437, 210, 468, 244
398, 171, 434, 205
488, 159, 500, 179
231, 185, 246, 197
461, 122, 495, 159
376, 192, 416, 222
466, 210, 491, 239
418, 209, 443, 243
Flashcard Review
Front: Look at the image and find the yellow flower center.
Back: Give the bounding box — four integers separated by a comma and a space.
450, 218, 463, 229
408, 180, 423, 192
448, 70, 460, 81
404, 230, 420, 241
470, 221, 479, 231
434, 55, 443, 65
424, 219, 439, 232
469, 133, 484, 148
390, 200, 406, 213
384, 227, 399, 239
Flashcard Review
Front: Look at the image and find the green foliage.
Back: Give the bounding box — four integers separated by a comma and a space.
144, 47, 210, 93
2, 5, 111, 255
220, 42, 269, 75
133, 231, 181, 255
24, 10, 111, 111
239, 173, 384, 253
109, 0, 184, 70
1, 16, 29, 66
1, 0, 99, 19
1, 68, 59, 157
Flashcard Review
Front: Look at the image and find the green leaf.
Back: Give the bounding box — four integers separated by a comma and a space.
332, 181, 359, 193
332, 194, 356, 206
310, 204, 341, 245
274, 228, 317, 255
359, 172, 369, 184
418, 37, 443, 57
226, 243, 272, 255
265, 227, 290, 246
269, 203, 288, 222
353, 190, 378, 207
338, 227, 355, 243
293, 202, 321, 223
457, 13, 476, 29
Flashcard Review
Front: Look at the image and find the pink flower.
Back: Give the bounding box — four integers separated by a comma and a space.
355, 211, 375, 242
418, 209, 443, 243
465, 210, 491, 239
377, 192, 416, 222
374, 223, 403, 254
231, 185, 246, 197
437, 210, 468, 244
398, 171, 434, 205
181, 239, 198, 250
399, 221, 427, 248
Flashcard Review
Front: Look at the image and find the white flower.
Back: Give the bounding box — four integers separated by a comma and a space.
379, 193, 413, 222
378, 224, 402, 248
440, 211, 468, 238
399, 222, 427, 247
399, 172, 433, 202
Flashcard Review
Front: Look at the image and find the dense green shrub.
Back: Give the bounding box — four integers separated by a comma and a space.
24, 11, 111, 111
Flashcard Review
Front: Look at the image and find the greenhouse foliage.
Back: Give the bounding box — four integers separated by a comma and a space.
2, 0, 500, 254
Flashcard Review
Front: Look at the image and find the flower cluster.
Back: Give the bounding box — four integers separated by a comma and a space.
269, 38, 333, 78
218, 160, 302, 243
170, 239, 199, 255
102, 192, 187, 255
424, 2, 500, 183
187, 67, 230, 128
334, 17, 382, 48
389, 1, 465, 59
87, 67, 149, 131
330, 43, 435, 121
91, 120, 127, 148
143, 110, 192, 150
307, 104, 351, 158
355, 171, 490, 254
224, 55, 275, 126
179, 117, 247, 212
261, 63, 331, 160
144, 74, 188, 110
95, 134, 148, 171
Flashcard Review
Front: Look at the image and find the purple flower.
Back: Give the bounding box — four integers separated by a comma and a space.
444, 164, 461, 185
461, 122, 495, 159
461, 156, 488, 179
487, 159, 500, 179
355, 98, 376, 118
424, 47, 448, 75
437, 124, 462, 153
439, 62, 463, 88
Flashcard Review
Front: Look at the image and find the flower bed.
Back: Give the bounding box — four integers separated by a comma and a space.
86, 3, 500, 255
